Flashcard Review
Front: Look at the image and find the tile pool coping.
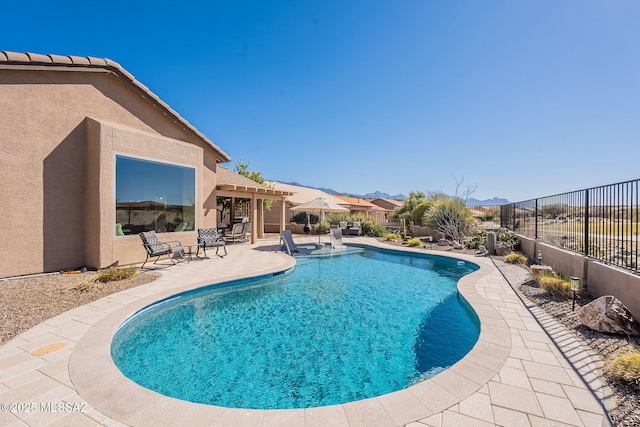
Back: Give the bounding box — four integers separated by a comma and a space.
1, 237, 611, 426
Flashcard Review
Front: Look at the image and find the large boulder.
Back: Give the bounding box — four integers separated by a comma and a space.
495, 241, 512, 256
578, 296, 640, 336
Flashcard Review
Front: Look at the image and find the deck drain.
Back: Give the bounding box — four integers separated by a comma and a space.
31, 342, 67, 356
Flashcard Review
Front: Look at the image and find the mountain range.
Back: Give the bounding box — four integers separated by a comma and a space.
466, 197, 510, 206
276, 181, 509, 204
276, 181, 406, 200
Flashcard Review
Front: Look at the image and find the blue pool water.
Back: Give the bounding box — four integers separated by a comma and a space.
111, 247, 480, 409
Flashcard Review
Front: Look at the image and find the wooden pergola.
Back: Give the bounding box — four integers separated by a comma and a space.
214, 166, 293, 243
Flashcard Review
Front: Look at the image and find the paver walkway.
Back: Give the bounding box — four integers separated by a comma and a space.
0, 237, 613, 426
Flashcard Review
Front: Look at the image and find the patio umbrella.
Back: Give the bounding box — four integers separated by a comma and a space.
291, 197, 349, 243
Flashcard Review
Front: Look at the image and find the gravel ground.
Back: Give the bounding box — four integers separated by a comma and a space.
518, 277, 640, 427
0, 270, 159, 345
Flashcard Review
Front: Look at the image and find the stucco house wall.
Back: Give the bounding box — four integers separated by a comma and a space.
0, 52, 230, 278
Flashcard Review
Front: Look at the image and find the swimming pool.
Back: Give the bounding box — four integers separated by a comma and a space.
111, 247, 479, 409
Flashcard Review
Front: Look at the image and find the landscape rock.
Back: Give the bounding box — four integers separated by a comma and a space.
495, 241, 512, 256
578, 295, 640, 336
437, 239, 450, 246
530, 265, 555, 280
452, 241, 464, 250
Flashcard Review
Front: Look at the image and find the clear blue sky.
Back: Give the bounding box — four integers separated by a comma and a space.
3, 1, 639, 202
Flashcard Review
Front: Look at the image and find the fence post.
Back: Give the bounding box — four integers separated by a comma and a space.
584, 189, 590, 257
535, 199, 538, 239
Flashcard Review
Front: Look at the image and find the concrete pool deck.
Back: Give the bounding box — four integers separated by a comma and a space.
0, 237, 613, 426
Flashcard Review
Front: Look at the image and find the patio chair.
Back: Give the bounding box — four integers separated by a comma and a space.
338, 221, 348, 235
196, 228, 227, 258
241, 222, 251, 243
139, 230, 185, 268
225, 222, 245, 243
330, 228, 347, 249
345, 221, 362, 236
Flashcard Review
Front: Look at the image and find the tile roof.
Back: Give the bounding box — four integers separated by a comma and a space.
334, 195, 381, 209
371, 197, 404, 207
0, 51, 231, 163
269, 182, 349, 206
217, 166, 292, 196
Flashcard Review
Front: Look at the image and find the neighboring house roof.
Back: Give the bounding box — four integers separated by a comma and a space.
217, 167, 293, 196
370, 198, 403, 211
0, 51, 231, 163
469, 207, 488, 217
334, 195, 382, 211
270, 182, 349, 206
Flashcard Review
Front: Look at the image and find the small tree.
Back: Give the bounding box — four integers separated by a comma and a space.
411, 201, 434, 226
235, 160, 275, 210
396, 191, 426, 220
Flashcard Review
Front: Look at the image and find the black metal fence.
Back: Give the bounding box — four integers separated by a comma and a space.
501, 179, 640, 274
468, 205, 502, 229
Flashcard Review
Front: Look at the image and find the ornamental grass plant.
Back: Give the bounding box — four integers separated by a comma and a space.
607, 347, 640, 387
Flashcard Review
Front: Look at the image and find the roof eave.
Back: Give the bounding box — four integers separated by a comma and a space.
0, 51, 232, 163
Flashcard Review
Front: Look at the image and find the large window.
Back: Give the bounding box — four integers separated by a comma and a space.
115, 156, 195, 235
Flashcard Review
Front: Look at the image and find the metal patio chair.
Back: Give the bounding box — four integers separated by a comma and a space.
139, 230, 185, 268
196, 228, 227, 257
225, 222, 246, 243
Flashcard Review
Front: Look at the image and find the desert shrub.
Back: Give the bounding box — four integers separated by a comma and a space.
505, 253, 527, 264
95, 266, 138, 283
407, 238, 422, 247
425, 197, 476, 243
465, 230, 487, 249
365, 222, 391, 237
384, 233, 401, 241
314, 220, 330, 234
607, 348, 640, 387
496, 228, 520, 250
538, 275, 572, 298
291, 212, 319, 225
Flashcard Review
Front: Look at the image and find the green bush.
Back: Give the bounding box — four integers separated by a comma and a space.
407, 238, 423, 247
505, 253, 527, 264
607, 348, 640, 387
324, 213, 389, 237
365, 222, 391, 237
314, 220, 330, 234
385, 233, 401, 240
95, 266, 138, 283
411, 201, 434, 226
